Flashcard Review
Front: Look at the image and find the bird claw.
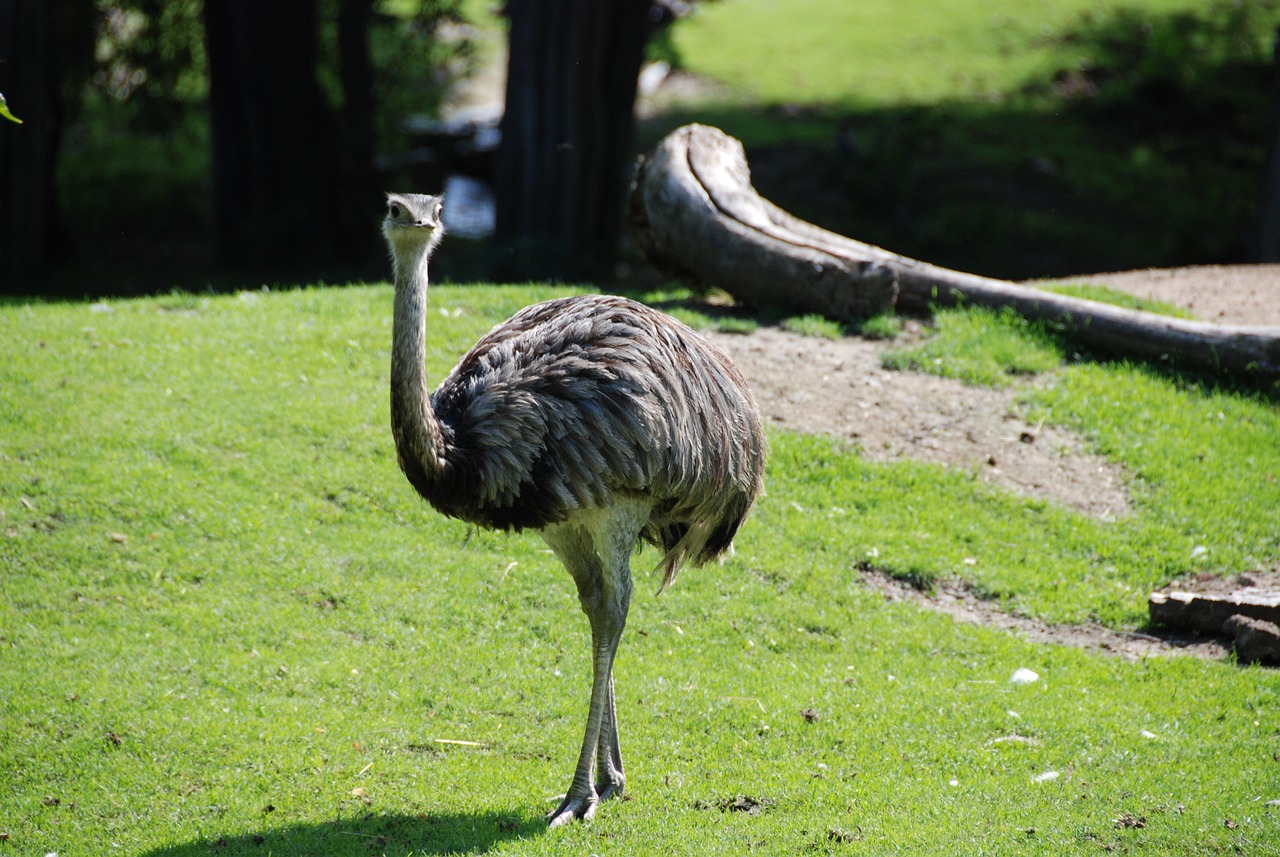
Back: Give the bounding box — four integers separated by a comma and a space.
594, 778, 624, 804
547, 793, 598, 828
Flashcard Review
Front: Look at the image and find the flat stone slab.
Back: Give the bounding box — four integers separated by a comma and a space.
1149, 587, 1280, 635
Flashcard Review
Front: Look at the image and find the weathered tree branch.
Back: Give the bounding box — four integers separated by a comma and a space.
629, 124, 1280, 378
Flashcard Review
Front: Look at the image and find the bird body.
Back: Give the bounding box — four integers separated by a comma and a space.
383, 192, 765, 825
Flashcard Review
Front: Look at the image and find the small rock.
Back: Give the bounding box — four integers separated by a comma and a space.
1010, 668, 1039, 685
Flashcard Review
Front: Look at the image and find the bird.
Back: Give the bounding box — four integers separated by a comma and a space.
381, 191, 766, 827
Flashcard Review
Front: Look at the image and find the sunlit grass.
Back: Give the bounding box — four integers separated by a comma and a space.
781, 313, 844, 340
669, 0, 1241, 109
1037, 281, 1193, 318
2, 284, 1278, 855
883, 306, 1065, 386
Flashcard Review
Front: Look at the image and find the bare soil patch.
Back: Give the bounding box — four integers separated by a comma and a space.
705, 322, 1131, 518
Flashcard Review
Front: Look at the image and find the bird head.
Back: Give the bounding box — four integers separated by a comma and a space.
383, 192, 446, 257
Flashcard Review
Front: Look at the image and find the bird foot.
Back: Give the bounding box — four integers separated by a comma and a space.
594, 778, 624, 803
547, 793, 598, 828
547, 778, 625, 828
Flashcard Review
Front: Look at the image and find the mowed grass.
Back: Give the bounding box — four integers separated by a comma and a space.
2, 285, 1280, 856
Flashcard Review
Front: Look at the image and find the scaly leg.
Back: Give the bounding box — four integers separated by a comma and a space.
546, 601, 627, 827
543, 505, 640, 827
594, 671, 625, 803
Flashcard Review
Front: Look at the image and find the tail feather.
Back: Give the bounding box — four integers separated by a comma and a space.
653, 518, 714, 595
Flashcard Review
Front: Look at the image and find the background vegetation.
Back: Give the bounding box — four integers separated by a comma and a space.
13, 0, 1280, 294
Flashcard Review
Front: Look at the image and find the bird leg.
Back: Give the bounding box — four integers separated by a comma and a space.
593, 673, 625, 803
543, 509, 638, 827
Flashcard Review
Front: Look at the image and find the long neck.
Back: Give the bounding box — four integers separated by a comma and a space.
390, 239, 447, 484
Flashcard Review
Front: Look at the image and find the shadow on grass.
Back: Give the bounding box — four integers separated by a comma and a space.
637, 93, 1263, 282
137, 810, 543, 857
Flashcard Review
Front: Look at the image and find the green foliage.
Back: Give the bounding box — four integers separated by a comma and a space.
714, 315, 760, 335
0, 92, 22, 123
660, 304, 717, 331
356, 0, 478, 148
2, 285, 1279, 854
83, 0, 476, 138
57, 101, 211, 249
89, 0, 208, 129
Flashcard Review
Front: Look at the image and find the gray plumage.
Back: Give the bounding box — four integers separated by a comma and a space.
382, 192, 766, 826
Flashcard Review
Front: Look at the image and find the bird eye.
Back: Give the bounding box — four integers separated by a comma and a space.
389, 203, 402, 218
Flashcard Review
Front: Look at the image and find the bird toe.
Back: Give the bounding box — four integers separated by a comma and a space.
547, 793, 597, 828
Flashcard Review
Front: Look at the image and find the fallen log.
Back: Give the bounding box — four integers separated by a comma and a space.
628, 123, 1280, 378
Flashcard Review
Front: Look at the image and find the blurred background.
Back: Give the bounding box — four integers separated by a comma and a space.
2, 0, 1280, 297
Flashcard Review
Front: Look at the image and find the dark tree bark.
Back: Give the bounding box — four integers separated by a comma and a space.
203, 0, 376, 270
0, 0, 93, 292
336, 0, 380, 251
631, 124, 1280, 378
1256, 26, 1280, 262
494, 0, 651, 280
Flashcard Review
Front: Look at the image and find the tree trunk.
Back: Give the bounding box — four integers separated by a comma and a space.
630, 124, 1280, 378
336, 0, 379, 258
494, 0, 651, 280
0, 0, 92, 292
203, 0, 372, 270
1256, 25, 1280, 263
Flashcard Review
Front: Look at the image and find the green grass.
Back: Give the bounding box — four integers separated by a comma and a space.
1038, 281, 1194, 319
666, 0, 1229, 109
851, 311, 904, 341
883, 307, 1065, 386
3, 284, 1280, 855
781, 313, 845, 340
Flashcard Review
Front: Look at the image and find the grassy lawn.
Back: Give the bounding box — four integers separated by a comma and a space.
3, 284, 1279, 855
664, 0, 1221, 108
